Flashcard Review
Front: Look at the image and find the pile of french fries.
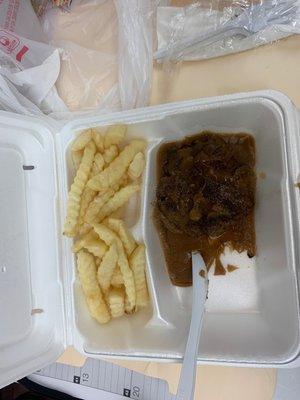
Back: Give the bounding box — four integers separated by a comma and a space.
63, 125, 149, 324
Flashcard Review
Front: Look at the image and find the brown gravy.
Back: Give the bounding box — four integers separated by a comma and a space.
227, 264, 239, 273
154, 132, 256, 286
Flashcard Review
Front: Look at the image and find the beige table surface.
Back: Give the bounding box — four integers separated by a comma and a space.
58, 35, 300, 399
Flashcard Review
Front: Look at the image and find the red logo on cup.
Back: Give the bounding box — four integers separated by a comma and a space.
0, 30, 20, 54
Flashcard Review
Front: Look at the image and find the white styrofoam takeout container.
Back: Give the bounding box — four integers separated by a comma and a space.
1, 90, 300, 388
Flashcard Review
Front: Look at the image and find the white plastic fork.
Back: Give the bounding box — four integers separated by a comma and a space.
175, 253, 208, 400
155, 0, 298, 61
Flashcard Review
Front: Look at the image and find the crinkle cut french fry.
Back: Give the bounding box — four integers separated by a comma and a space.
116, 239, 136, 312
128, 152, 145, 180
72, 231, 108, 259
72, 230, 98, 253
90, 176, 126, 226
93, 223, 136, 312
78, 223, 91, 236
92, 129, 104, 152
78, 184, 96, 227
109, 208, 124, 220
124, 294, 133, 314
93, 153, 105, 173
78, 153, 105, 228
106, 218, 136, 256
85, 239, 108, 259
104, 124, 126, 149
130, 244, 149, 308
111, 266, 124, 287
77, 250, 110, 324
107, 287, 125, 318
87, 140, 146, 191
96, 184, 140, 222
103, 145, 118, 165
97, 242, 118, 293
95, 257, 102, 267
72, 150, 83, 170
64, 141, 96, 237
72, 129, 92, 151
85, 188, 115, 224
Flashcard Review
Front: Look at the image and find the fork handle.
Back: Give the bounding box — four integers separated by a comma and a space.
175, 256, 207, 400
155, 26, 249, 61
175, 305, 205, 400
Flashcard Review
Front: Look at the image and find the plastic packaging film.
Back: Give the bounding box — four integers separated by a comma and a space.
1, 0, 300, 117
155, 0, 300, 62
41, 0, 120, 114
114, 0, 155, 109
0, 0, 156, 117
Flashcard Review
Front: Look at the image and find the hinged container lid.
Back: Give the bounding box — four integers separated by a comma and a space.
0, 112, 65, 388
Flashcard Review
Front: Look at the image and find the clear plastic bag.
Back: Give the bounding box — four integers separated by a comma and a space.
0, 0, 155, 117
0, 0, 65, 115
155, 0, 300, 62
0, 0, 47, 42
41, 0, 120, 113
114, 0, 155, 109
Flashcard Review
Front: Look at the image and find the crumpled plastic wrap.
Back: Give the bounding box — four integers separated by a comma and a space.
114, 0, 155, 109
0, 0, 155, 117
155, 0, 300, 62
0, 0, 65, 115
41, 0, 120, 114
1, 0, 300, 118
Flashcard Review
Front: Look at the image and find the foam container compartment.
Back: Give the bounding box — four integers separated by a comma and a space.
1, 90, 300, 388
